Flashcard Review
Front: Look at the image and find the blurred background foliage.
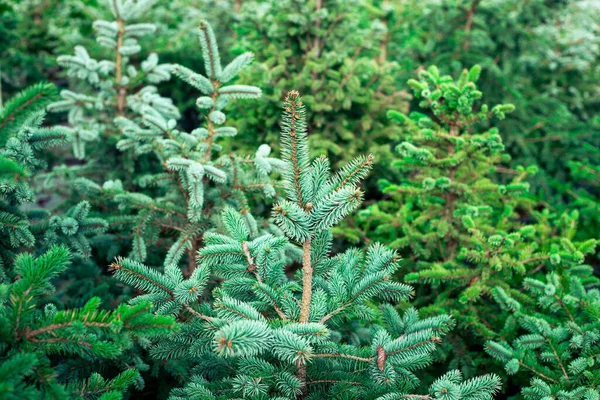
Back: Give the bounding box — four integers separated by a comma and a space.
2, 0, 599, 242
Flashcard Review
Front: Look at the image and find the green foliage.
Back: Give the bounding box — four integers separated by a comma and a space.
386, 0, 600, 219
2, 1, 600, 399
486, 268, 600, 398
359, 66, 599, 379
0, 1, 62, 101
231, 0, 402, 169
47, 0, 177, 173
89, 19, 278, 273
0, 82, 57, 145
0, 246, 176, 398
0, 78, 174, 398
112, 92, 501, 399
0, 82, 105, 268
565, 138, 600, 239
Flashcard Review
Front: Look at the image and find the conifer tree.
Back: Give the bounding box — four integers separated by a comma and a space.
40, 0, 183, 301
0, 81, 176, 398
47, 0, 177, 177
51, 18, 281, 393
111, 91, 501, 399
4, 2, 599, 399
1, 82, 59, 264
0, 0, 116, 101
359, 65, 598, 375
0, 245, 176, 399
384, 0, 600, 209
231, 0, 403, 169
75, 19, 278, 274
0, 82, 107, 269
486, 267, 600, 398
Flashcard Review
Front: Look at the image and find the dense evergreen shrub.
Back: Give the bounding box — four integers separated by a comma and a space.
231, 0, 403, 170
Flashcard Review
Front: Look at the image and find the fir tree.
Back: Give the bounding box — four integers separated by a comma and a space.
57, 18, 281, 394
39, 0, 180, 303
359, 65, 598, 376
111, 91, 501, 399
47, 0, 177, 175
0, 81, 176, 398
384, 0, 600, 215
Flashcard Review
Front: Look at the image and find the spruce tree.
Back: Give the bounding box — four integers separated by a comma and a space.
47, 0, 177, 176
75, 19, 277, 275
48, 17, 280, 394
40, 0, 182, 302
359, 65, 598, 376
44, 0, 277, 274
111, 91, 501, 399
3, 2, 598, 399
1, 82, 60, 264
1, 81, 118, 306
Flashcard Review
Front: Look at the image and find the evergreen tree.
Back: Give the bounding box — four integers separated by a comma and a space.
147, 0, 246, 117
0, 82, 107, 269
231, 0, 403, 171
74, 19, 277, 274
50, 17, 280, 395
44, 0, 277, 274
39, 0, 180, 303
359, 65, 598, 376
0, 82, 175, 398
385, 0, 600, 211
2, 2, 599, 399
47, 0, 177, 177
0, 1, 68, 101
1, 82, 59, 265
0, 245, 176, 399
486, 268, 600, 399
111, 91, 501, 399
0, 81, 117, 307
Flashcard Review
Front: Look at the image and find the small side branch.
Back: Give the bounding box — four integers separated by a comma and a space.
242, 241, 288, 320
